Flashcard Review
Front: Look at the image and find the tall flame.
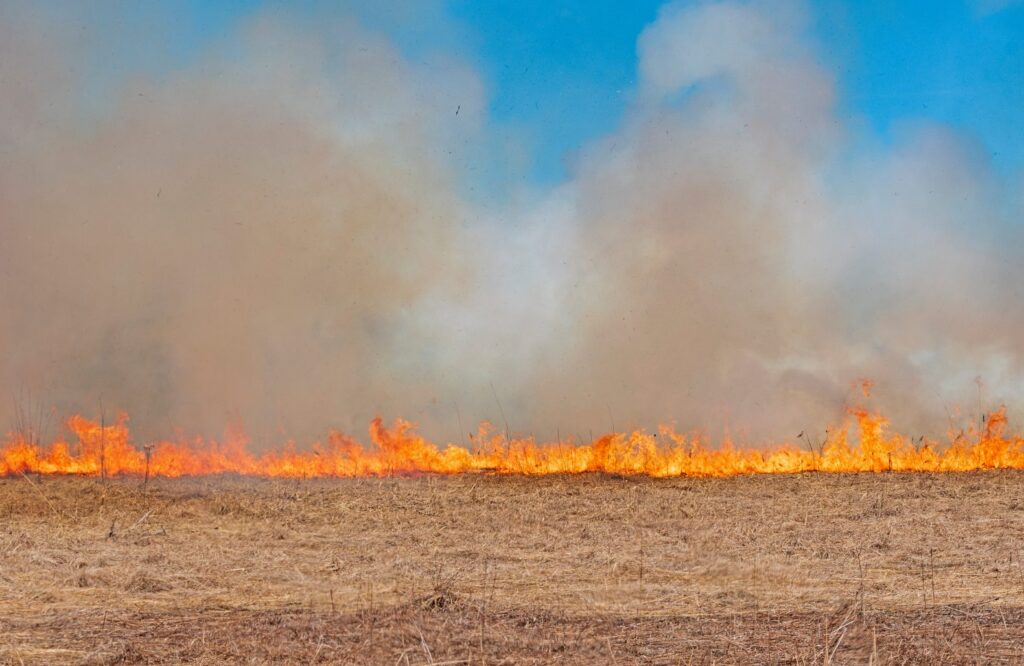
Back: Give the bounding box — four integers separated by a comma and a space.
3, 404, 1024, 478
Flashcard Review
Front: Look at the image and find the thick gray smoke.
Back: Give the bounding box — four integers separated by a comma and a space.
445, 0, 1024, 441
2, 0, 1021, 444
0, 3, 485, 440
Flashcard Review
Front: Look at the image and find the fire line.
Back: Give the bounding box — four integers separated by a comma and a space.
3, 406, 1023, 478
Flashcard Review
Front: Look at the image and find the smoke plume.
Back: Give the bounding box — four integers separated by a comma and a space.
1, 0, 1021, 444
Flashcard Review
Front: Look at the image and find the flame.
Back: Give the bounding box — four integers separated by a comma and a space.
2, 406, 1024, 478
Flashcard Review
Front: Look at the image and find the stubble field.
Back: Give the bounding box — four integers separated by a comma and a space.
2, 471, 1024, 664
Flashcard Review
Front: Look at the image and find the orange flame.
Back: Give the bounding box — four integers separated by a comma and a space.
2, 406, 1023, 478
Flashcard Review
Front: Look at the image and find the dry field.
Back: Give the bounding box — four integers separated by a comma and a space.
2, 472, 1024, 664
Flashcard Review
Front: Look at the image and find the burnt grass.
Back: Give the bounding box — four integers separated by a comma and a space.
2, 472, 1024, 664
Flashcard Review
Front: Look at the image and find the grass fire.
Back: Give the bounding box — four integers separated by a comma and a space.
4, 0, 1024, 663
5, 403, 1024, 479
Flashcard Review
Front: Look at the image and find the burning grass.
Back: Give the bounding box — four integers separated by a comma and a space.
2, 472, 1024, 663
4, 404, 1024, 479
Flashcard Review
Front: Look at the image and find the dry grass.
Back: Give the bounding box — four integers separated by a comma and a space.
2, 472, 1024, 663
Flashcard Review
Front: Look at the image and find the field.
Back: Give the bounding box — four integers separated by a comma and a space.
2, 472, 1024, 664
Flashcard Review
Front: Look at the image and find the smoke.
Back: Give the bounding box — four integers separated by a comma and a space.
462, 0, 1024, 440
2, 0, 1021, 444
0, 3, 485, 440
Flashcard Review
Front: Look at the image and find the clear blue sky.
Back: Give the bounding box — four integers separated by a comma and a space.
113, 0, 1024, 185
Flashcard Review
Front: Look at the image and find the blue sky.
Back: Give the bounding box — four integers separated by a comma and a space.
82, 0, 1023, 188
467, 0, 1024, 184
